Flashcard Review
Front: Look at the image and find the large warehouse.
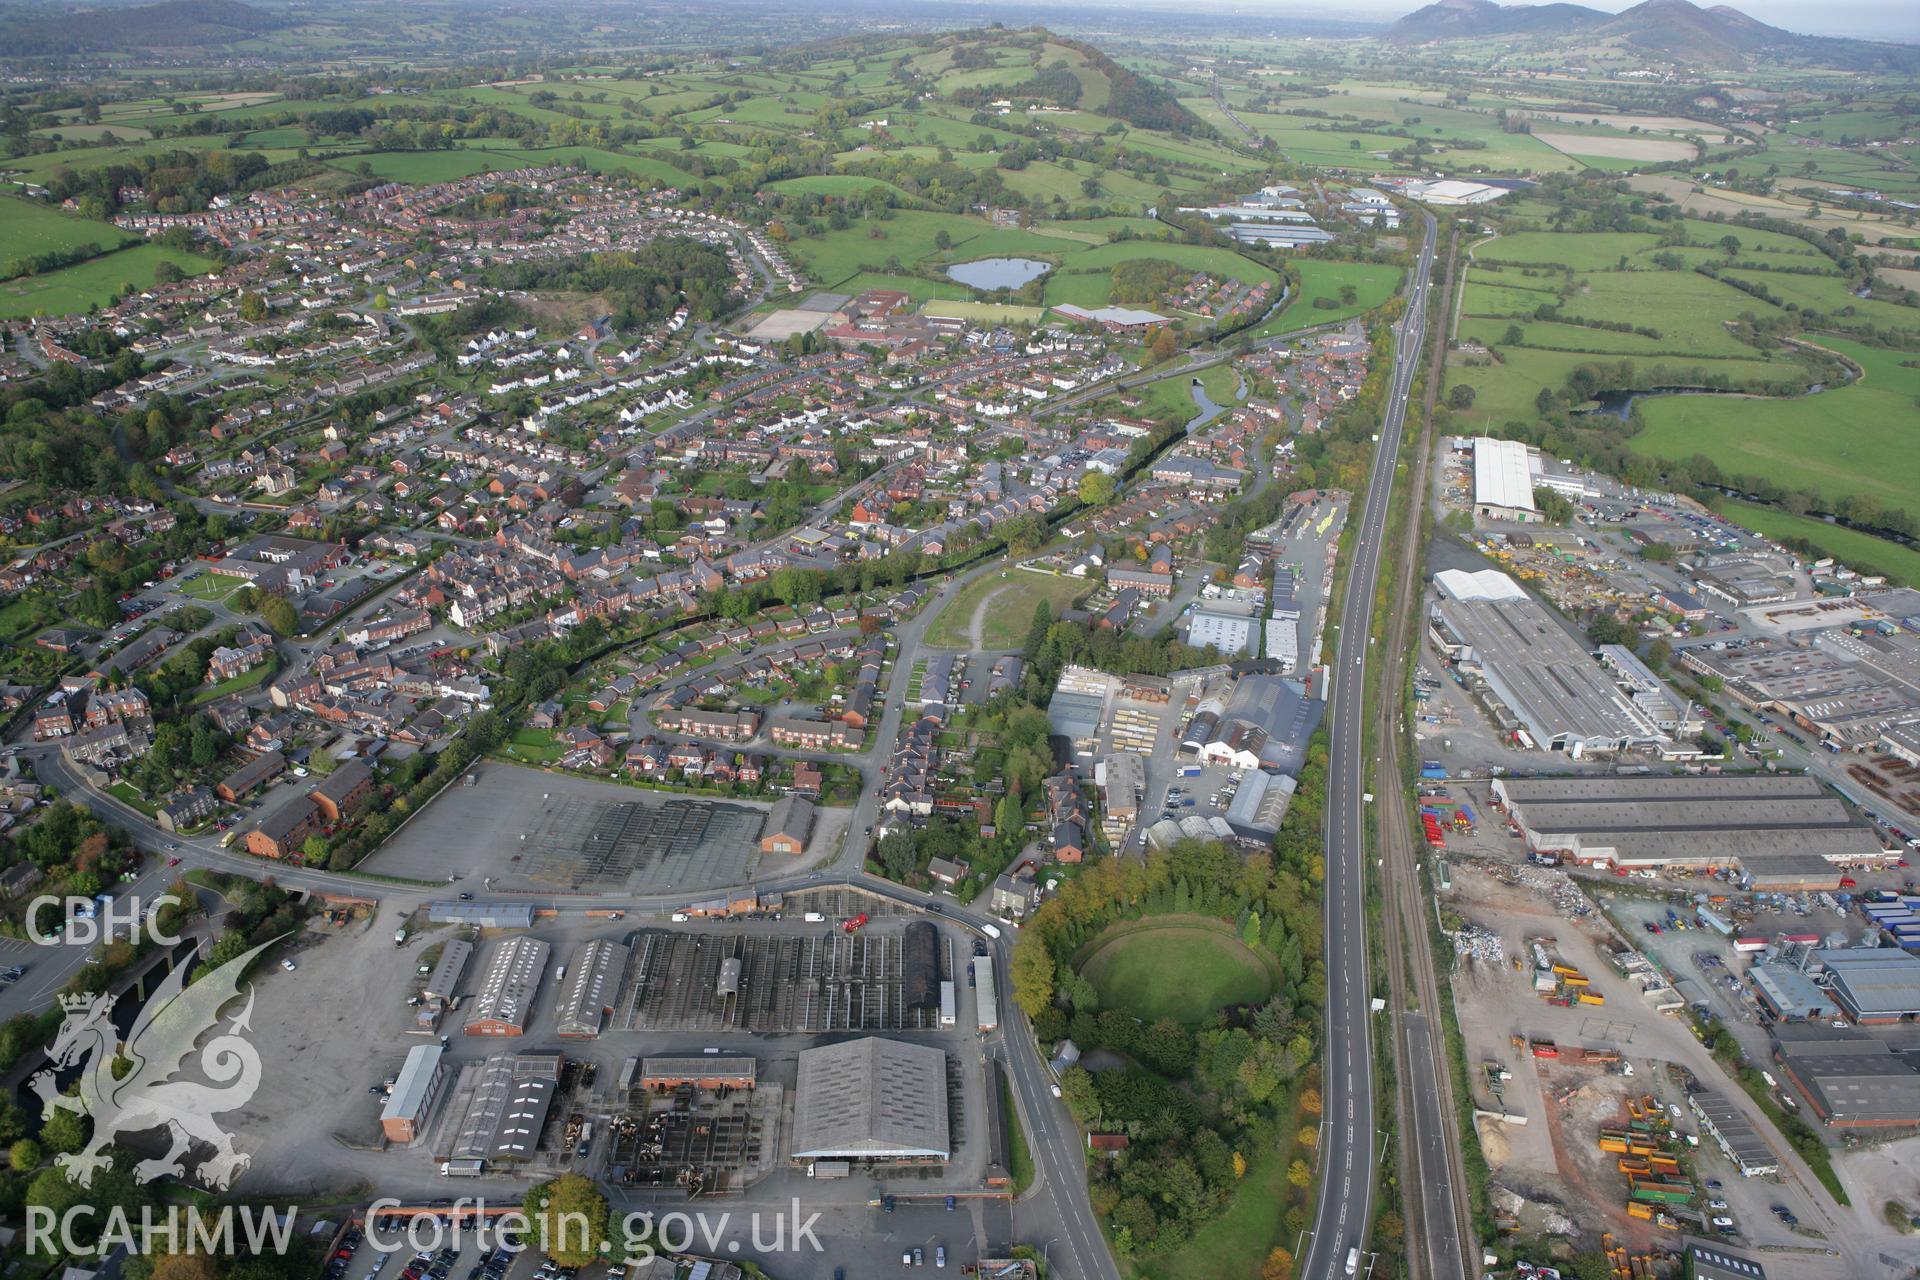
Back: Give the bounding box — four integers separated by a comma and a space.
1224, 770, 1298, 843
1047, 665, 1115, 759
464, 936, 551, 1037
1805, 948, 1920, 1024
1430, 568, 1671, 757
1492, 775, 1886, 888
789, 1037, 950, 1163
1471, 436, 1539, 523
1181, 674, 1323, 774
1772, 1023, 1920, 1127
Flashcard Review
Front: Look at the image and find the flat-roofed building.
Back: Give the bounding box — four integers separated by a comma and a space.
464, 937, 550, 1037
1431, 569, 1669, 757
1097, 752, 1145, 823
1772, 1023, 1920, 1127
640, 1056, 757, 1091
554, 939, 627, 1039
1750, 960, 1838, 1022
1047, 665, 1114, 758
789, 1037, 950, 1162
1492, 774, 1885, 888
380, 1043, 447, 1143
1688, 1090, 1777, 1177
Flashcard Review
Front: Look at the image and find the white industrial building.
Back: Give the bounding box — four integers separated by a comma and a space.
1189, 607, 1258, 656
1406, 178, 1509, 206
1472, 436, 1539, 522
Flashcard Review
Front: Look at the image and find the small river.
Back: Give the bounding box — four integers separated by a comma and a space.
1186, 376, 1230, 434
1584, 376, 1839, 421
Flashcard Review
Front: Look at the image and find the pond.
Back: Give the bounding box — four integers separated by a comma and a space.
946, 257, 1051, 291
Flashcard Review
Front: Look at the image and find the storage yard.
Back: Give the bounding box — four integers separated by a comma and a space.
1438, 859, 1850, 1256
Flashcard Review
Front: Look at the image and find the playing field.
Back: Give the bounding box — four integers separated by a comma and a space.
179, 572, 250, 600
921, 300, 1048, 326
1079, 920, 1277, 1024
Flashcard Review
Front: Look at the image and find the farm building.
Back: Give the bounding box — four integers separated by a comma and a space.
442, 1052, 561, 1163
639, 1056, 757, 1091
423, 940, 473, 1009
380, 1044, 447, 1143
554, 939, 628, 1039
759, 795, 815, 855
464, 937, 551, 1037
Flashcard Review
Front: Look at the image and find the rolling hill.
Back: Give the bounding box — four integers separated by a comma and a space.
1390, 0, 1920, 69
0, 0, 280, 54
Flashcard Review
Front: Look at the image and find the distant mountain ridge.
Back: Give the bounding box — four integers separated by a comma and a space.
1389, 0, 1920, 69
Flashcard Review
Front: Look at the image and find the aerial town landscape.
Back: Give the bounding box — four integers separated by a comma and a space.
0, 1, 1919, 1280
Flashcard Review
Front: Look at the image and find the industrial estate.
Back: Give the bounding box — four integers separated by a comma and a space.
0, 3, 1918, 1280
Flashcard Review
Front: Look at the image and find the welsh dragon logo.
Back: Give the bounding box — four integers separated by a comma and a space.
30, 939, 274, 1189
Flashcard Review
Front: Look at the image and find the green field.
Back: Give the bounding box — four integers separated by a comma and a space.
336, 144, 697, 187
502, 727, 565, 765
1274, 258, 1402, 331
1630, 338, 1920, 521
1040, 240, 1283, 311
786, 210, 1069, 291
767, 175, 919, 202
925, 570, 1089, 650
921, 299, 1048, 325
1079, 920, 1277, 1024
1443, 213, 1864, 431
0, 242, 215, 318
179, 572, 249, 600
0, 196, 134, 265
1719, 500, 1920, 588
